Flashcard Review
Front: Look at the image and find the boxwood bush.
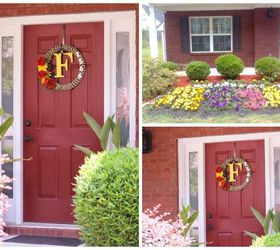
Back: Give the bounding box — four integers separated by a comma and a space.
73, 148, 139, 246
252, 233, 280, 247
215, 54, 244, 79
186, 61, 210, 80
162, 61, 178, 71
143, 57, 177, 101
255, 56, 280, 82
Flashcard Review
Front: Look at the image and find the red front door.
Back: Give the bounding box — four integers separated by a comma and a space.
23, 22, 104, 223
205, 140, 265, 246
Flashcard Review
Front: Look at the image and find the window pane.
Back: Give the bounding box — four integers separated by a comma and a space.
189, 152, 199, 243
116, 32, 129, 147
1, 36, 14, 198
191, 36, 210, 52
213, 17, 231, 34
275, 148, 280, 213
191, 18, 209, 34
213, 35, 231, 51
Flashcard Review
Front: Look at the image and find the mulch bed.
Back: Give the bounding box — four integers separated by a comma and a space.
175, 75, 262, 87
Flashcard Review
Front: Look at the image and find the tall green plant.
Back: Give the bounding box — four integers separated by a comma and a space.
179, 204, 199, 238
74, 112, 125, 156
245, 207, 280, 239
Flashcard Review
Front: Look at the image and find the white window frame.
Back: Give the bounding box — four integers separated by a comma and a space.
189, 16, 233, 53
0, 10, 136, 225
178, 131, 280, 246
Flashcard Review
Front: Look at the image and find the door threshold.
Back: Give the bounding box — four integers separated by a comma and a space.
5, 223, 80, 238
7, 222, 79, 229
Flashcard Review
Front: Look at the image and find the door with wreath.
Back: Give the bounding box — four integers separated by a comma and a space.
23, 23, 104, 223
205, 140, 265, 246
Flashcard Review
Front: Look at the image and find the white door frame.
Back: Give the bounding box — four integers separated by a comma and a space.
178, 131, 280, 245
0, 10, 136, 224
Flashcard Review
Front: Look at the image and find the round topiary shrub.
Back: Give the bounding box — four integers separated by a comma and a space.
215, 54, 244, 79
252, 233, 280, 247
73, 148, 139, 246
162, 61, 178, 71
255, 56, 280, 82
186, 61, 210, 80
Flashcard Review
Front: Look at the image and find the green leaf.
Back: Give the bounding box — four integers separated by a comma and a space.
100, 118, 113, 150
83, 112, 102, 140
272, 212, 280, 233
244, 231, 258, 240
74, 145, 94, 157
251, 207, 265, 227
112, 119, 122, 149
0, 108, 3, 116
0, 116, 13, 139
263, 210, 273, 234
187, 210, 199, 225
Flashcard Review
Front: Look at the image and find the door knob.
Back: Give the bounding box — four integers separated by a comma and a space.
207, 224, 214, 230
25, 120, 31, 127
24, 135, 32, 142
207, 213, 213, 219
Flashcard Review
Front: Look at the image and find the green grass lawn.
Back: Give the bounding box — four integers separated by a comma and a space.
142, 41, 163, 60
143, 104, 280, 123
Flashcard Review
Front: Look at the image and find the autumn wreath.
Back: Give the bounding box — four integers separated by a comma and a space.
37, 44, 86, 90
215, 156, 252, 191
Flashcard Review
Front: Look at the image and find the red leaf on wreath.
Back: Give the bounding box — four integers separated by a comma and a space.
216, 176, 224, 182
38, 57, 46, 66
223, 182, 230, 190
216, 166, 222, 172
38, 70, 47, 78
45, 78, 56, 89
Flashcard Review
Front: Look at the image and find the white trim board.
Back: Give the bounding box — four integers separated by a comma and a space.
178, 131, 280, 246
0, 10, 136, 225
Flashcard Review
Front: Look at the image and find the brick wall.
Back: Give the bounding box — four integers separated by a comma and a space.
0, 4, 139, 146
165, 8, 279, 67
142, 127, 280, 217
254, 8, 280, 61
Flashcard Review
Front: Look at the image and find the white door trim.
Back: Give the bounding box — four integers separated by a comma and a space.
0, 10, 136, 224
178, 131, 280, 245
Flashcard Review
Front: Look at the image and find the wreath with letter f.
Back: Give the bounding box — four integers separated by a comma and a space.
215, 156, 252, 191
37, 44, 86, 90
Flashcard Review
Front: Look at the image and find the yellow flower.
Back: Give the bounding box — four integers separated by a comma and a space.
37, 63, 48, 71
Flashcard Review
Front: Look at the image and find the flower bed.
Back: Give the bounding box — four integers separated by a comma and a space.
155, 80, 280, 112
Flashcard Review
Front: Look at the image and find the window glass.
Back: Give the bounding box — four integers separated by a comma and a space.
1, 36, 14, 198
191, 36, 210, 52
190, 18, 209, 34
213, 17, 231, 34
213, 35, 231, 51
189, 152, 199, 243
116, 32, 130, 146
274, 148, 280, 213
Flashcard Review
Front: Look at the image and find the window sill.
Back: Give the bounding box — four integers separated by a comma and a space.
190, 52, 232, 56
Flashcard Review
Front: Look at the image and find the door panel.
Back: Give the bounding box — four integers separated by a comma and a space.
205, 140, 265, 246
23, 22, 104, 223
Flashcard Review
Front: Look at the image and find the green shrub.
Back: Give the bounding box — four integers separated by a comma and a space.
142, 57, 177, 101
252, 233, 280, 247
186, 61, 210, 80
255, 56, 280, 82
215, 54, 244, 79
162, 61, 178, 71
73, 148, 139, 246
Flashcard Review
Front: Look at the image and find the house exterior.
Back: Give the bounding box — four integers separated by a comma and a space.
143, 127, 280, 246
0, 3, 138, 238
152, 4, 280, 67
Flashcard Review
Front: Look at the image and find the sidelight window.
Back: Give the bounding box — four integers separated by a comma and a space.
1, 36, 14, 198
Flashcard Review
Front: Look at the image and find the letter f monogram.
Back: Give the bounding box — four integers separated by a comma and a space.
228, 162, 243, 182
54, 52, 73, 78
